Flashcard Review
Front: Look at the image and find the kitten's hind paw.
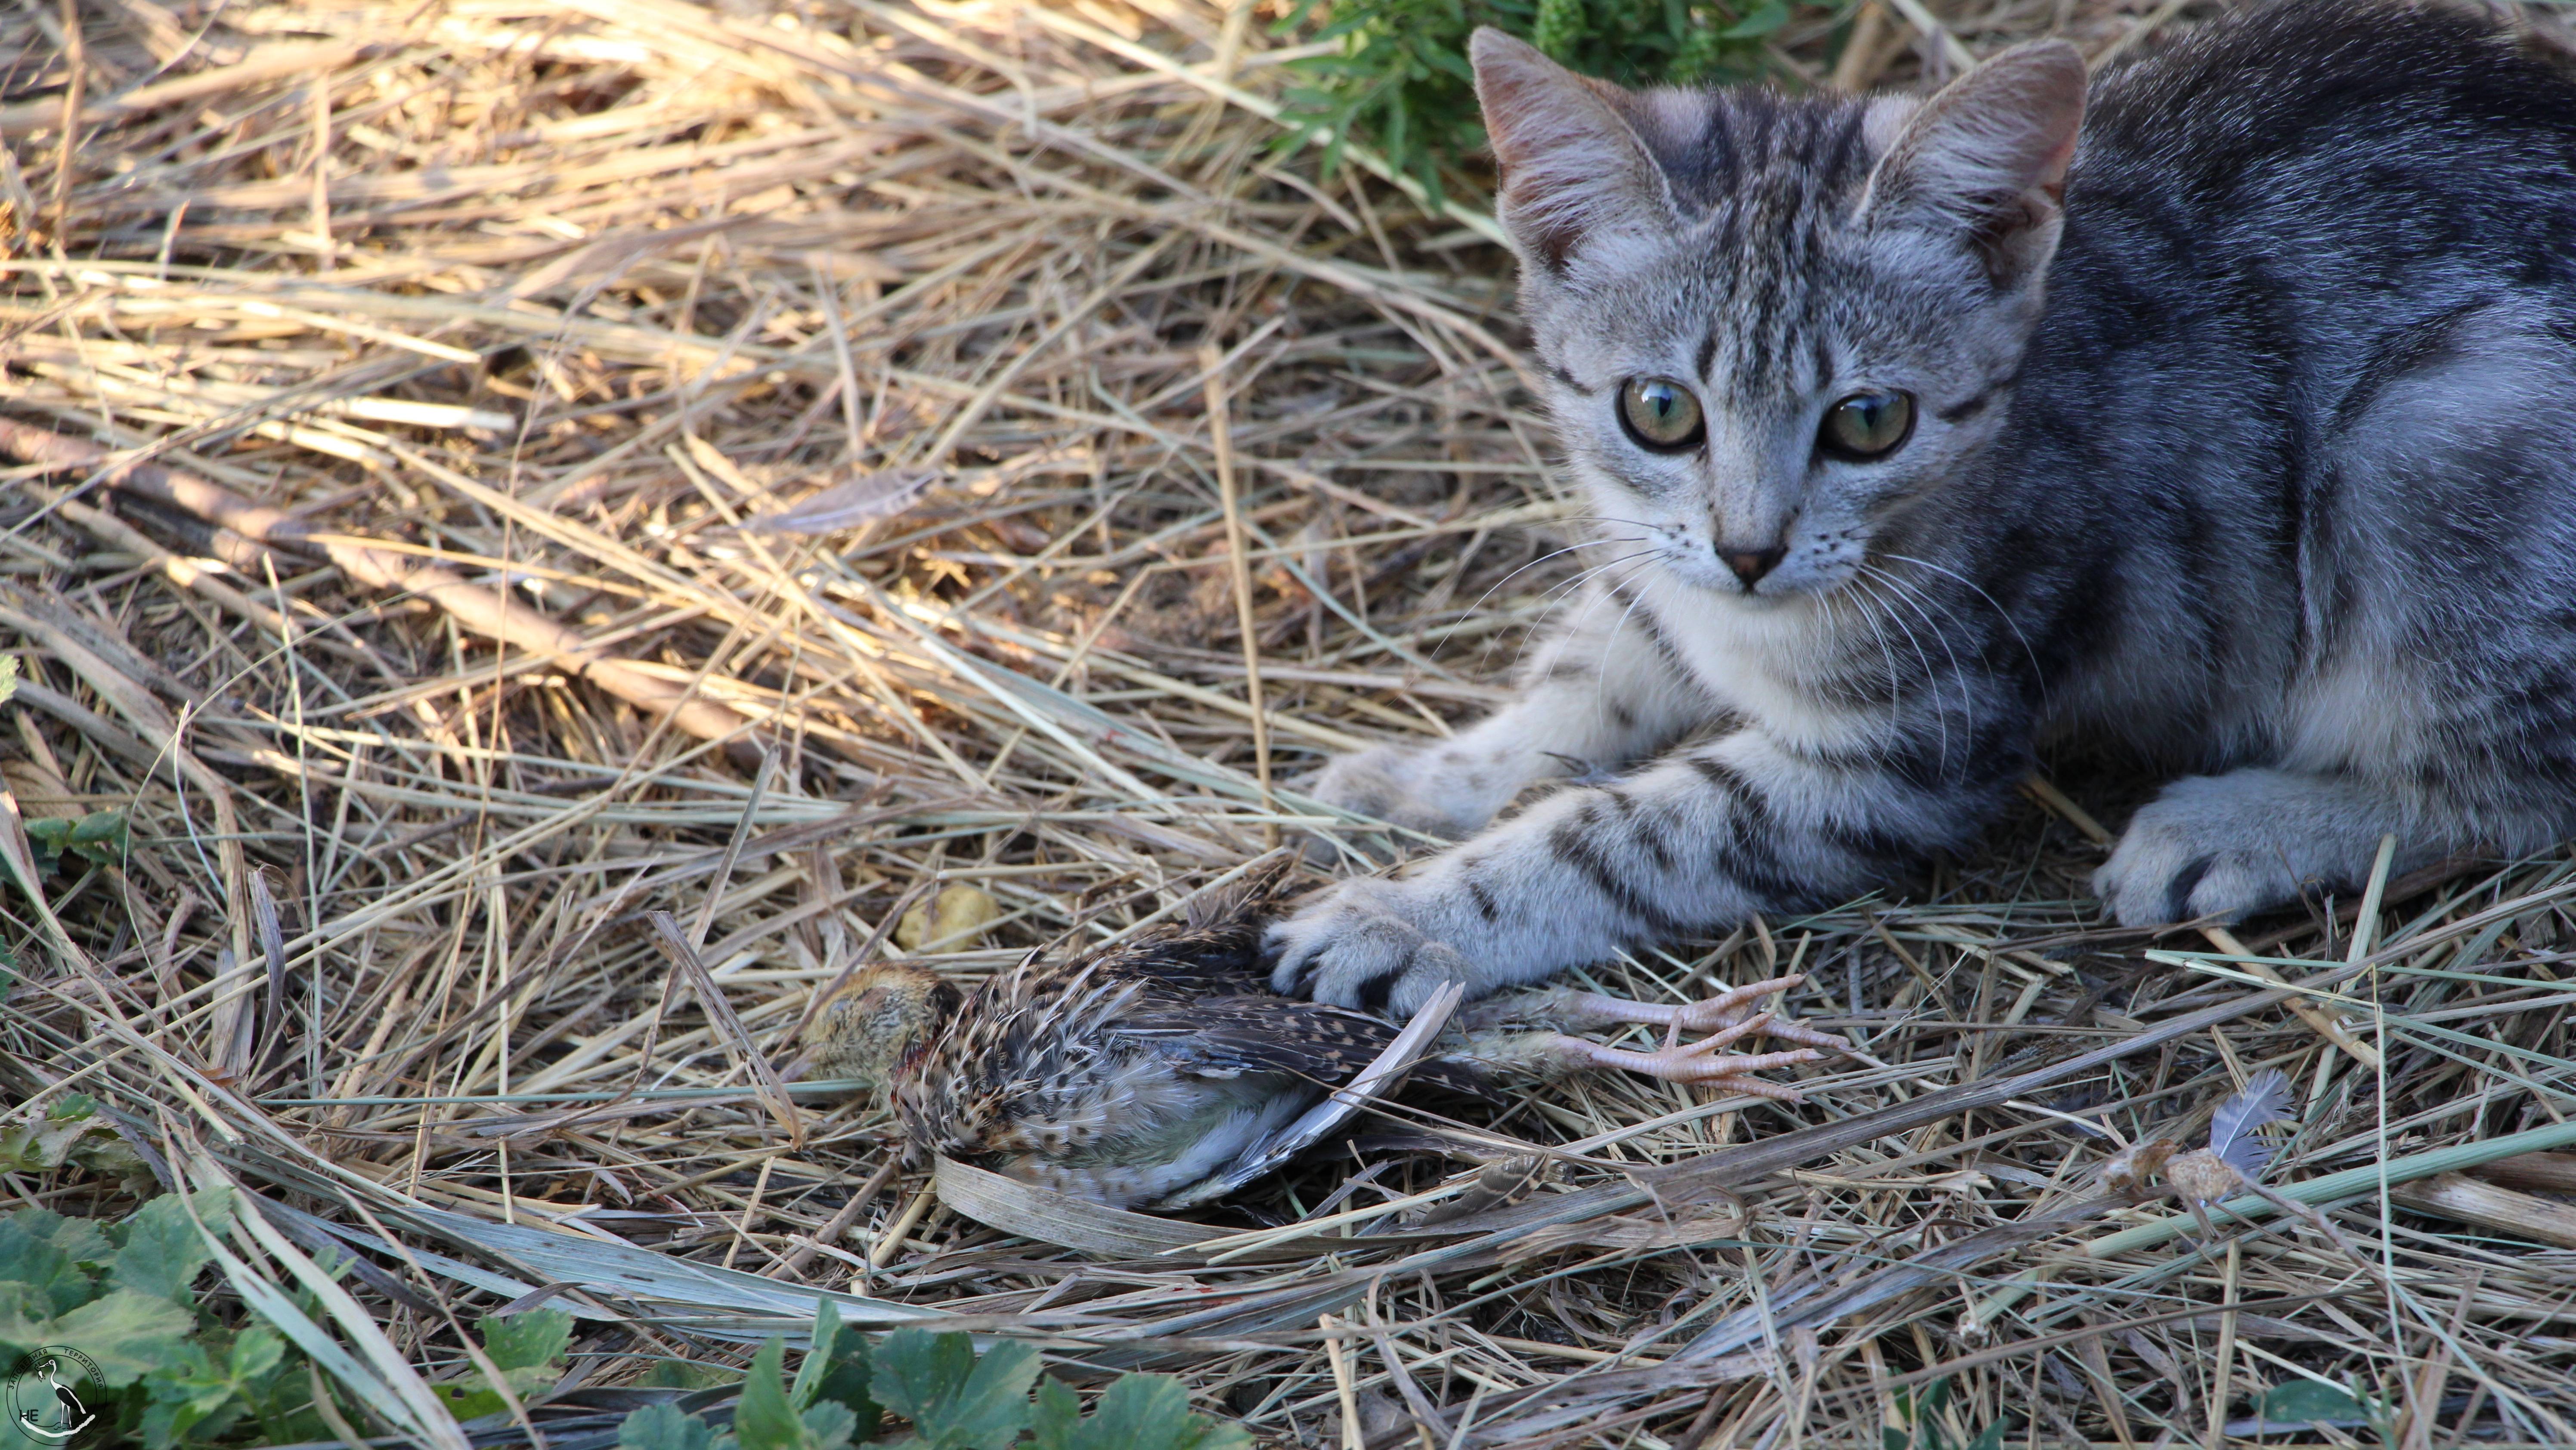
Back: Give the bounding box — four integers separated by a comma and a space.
1265, 877, 1473, 1017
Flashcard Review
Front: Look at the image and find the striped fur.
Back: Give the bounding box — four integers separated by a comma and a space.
1272, 0, 2576, 1014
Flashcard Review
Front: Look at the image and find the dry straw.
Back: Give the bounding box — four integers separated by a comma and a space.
9, 0, 2576, 1445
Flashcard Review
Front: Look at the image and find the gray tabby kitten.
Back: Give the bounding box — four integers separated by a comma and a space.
1269, 0, 2576, 1015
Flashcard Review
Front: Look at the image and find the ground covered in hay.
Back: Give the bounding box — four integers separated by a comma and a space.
9, 0, 2576, 1445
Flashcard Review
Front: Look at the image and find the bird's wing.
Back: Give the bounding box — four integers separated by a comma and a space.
1095, 916, 1277, 996
2208, 1068, 2294, 1178
1068, 856, 1307, 995
1113, 995, 1402, 1085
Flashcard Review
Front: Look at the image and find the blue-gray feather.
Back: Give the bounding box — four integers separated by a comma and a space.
2209, 1069, 2295, 1180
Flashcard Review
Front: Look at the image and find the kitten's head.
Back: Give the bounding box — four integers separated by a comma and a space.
1473, 32, 2085, 600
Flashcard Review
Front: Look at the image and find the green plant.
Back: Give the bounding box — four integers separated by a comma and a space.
0, 1095, 155, 1196
2249, 1376, 2393, 1438
1882, 1377, 2006, 1450
23, 810, 130, 876
0, 1188, 342, 1447
1274, 0, 1799, 204
617, 1312, 1250, 1450
433, 1307, 576, 1421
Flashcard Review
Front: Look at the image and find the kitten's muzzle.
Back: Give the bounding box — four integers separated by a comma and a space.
1720, 545, 1786, 587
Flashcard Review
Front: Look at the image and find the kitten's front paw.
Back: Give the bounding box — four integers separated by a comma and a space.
2093, 777, 2316, 927
1266, 877, 1472, 1016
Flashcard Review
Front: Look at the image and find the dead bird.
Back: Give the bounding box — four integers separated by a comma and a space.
803, 865, 1848, 1209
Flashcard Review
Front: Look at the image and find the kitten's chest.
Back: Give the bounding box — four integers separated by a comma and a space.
1636, 574, 1885, 750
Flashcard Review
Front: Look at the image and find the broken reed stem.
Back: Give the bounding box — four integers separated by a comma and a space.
870, 1187, 935, 1269
1202, 343, 1273, 840
2200, 923, 2382, 1069
2209, 1239, 2239, 1449
307, 65, 332, 270
1320, 1313, 1363, 1450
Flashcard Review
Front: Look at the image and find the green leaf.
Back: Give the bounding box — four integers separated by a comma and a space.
620, 1401, 735, 1450
22, 817, 70, 875
23, 811, 128, 874
0, 1106, 147, 1185
791, 1299, 841, 1410
1720, 0, 1789, 37
438, 1302, 577, 1419
1533, 0, 1587, 58
1030, 1376, 1082, 1450
804, 1311, 879, 1432
1028, 1373, 1249, 1450
799, 1400, 859, 1450
641, 1359, 741, 1391
1913, 1378, 1954, 1450
0, 1210, 100, 1315
722, 1338, 856, 1450
872, 1330, 1038, 1450
440, 1358, 563, 1417
46, 1287, 197, 1385
136, 1324, 290, 1449
1961, 1419, 2008, 1450
481, 1306, 574, 1373
37, 1207, 111, 1265
63, 811, 126, 855
2257, 1378, 2371, 1425
228, 1324, 287, 1382
733, 1338, 806, 1450
111, 1194, 224, 1302
140, 1339, 236, 1450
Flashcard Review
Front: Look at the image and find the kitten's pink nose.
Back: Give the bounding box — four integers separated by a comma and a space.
1722, 546, 1784, 586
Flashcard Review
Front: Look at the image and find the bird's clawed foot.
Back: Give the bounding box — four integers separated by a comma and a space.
1459, 974, 1848, 1100
1461, 974, 1850, 1049
1523, 1015, 1825, 1099
1562, 974, 1852, 1053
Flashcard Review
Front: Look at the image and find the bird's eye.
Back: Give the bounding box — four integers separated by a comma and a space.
1819, 390, 1915, 459
1618, 377, 1706, 452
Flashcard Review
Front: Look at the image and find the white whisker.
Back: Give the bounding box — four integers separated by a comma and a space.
1855, 563, 1960, 778
1881, 551, 2047, 696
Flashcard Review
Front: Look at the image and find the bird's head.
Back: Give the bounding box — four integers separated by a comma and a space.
804, 964, 962, 1089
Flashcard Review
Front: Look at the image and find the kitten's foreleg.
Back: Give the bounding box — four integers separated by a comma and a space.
1271, 725, 2016, 1013
1302, 580, 1710, 843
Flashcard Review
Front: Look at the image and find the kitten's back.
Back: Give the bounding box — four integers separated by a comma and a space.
2074, 0, 2576, 273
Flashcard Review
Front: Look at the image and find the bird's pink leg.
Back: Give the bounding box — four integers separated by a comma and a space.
1543, 975, 1851, 1051
1516, 1010, 1828, 1099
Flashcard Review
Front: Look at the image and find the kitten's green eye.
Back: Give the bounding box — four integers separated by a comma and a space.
1618, 378, 1706, 452
1819, 390, 1915, 459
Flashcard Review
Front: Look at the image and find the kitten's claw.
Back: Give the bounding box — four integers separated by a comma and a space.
1266, 877, 1470, 1017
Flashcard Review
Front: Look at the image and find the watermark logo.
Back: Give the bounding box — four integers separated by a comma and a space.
3, 1347, 104, 1448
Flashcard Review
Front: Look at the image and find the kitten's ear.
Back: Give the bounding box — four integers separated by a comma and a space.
1471, 28, 1678, 273
1859, 40, 2087, 288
